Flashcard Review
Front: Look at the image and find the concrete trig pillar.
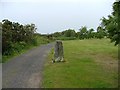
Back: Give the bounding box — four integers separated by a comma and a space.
53, 40, 64, 62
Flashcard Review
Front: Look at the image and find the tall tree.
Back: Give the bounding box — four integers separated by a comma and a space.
79, 26, 87, 39
87, 28, 94, 39
101, 1, 120, 45
2, 19, 13, 54
96, 26, 106, 39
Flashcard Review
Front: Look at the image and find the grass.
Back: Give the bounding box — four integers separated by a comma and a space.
42, 39, 118, 88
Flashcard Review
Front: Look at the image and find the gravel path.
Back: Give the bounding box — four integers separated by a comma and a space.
2, 43, 54, 88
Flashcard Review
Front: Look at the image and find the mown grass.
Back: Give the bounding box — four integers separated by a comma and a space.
2, 36, 52, 63
42, 39, 118, 88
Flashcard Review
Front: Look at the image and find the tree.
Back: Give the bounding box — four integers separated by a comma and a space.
101, 1, 120, 45
22, 23, 36, 43
96, 26, 106, 39
79, 26, 87, 39
53, 32, 61, 37
63, 29, 76, 37
2, 19, 13, 54
2, 19, 37, 55
87, 28, 94, 39
12, 22, 22, 42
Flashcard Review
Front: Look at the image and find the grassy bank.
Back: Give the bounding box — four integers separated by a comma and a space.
42, 39, 118, 88
2, 36, 52, 63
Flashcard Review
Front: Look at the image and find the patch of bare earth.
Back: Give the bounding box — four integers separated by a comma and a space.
92, 53, 118, 73
91, 53, 118, 87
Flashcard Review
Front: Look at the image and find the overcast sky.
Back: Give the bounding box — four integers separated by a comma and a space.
0, 0, 115, 34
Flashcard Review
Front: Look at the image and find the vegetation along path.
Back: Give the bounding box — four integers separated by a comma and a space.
2, 43, 54, 88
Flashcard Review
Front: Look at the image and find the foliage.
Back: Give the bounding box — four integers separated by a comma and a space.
96, 26, 106, 39
52, 29, 77, 40
2, 19, 53, 63
51, 26, 107, 40
79, 26, 88, 39
52, 27, 99, 40
86, 28, 94, 39
2, 34, 52, 63
101, 1, 120, 45
62, 29, 76, 37
2, 19, 37, 55
52, 32, 62, 37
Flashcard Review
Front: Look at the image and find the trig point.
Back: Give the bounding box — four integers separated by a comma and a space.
53, 40, 64, 62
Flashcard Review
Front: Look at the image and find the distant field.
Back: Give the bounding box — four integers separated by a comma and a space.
42, 39, 118, 88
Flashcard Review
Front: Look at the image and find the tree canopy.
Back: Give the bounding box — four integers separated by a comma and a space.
101, 1, 120, 45
2, 19, 37, 55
